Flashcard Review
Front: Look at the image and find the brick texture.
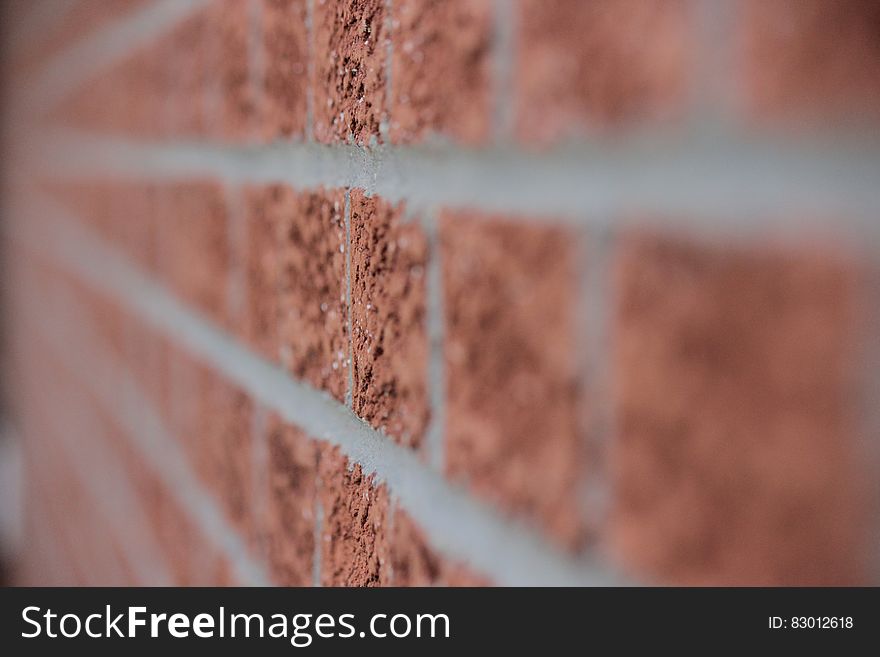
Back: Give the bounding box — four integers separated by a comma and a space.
312, 0, 387, 144
8, 0, 880, 590
260, 0, 309, 141
263, 416, 318, 586
319, 446, 391, 587
390, 0, 493, 144
350, 190, 429, 448
252, 185, 349, 401
441, 212, 586, 548
610, 235, 872, 585
515, 0, 689, 144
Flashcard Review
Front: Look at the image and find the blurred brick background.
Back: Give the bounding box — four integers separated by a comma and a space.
1, 0, 879, 586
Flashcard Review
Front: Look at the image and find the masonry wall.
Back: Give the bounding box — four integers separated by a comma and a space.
2, 0, 880, 586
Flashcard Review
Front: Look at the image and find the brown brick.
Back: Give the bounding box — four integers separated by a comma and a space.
739, 0, 880, 122
610, 234, 873, 585
312, 0, 387, 144
350, 190, 429, 448
390, 0, 493, 144
274, 186, 348, 400
157, 180, 230, 326
201, 374, 254, 540
243, 184, 282, 362
260, 0, 309, 140
243, 185, 347, 396
161, 11, 210, 137
390, 508, 491, 586
264, 416, 318, 585
441, 212, 586, 548
319, 445, 391, 586
45, 180, 158, 271
152, 485, 232, 586
515, 0, 689, 144
207, 0, 257, 140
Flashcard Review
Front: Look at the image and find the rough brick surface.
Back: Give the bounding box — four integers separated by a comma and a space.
260, 0, 309, 140
257, 185, 348, 400
441, 212, 586, 548
390, 0, 493, 144
319, 446, 391, 586
264, 417, 318, 586
740, 0, 880, 121
610, 235, 872, 585
350, 191, 429, 448
157, 181, 230, 326
390, 508, 490, 586
515, 0, 689, 144
313, 0, 387, 144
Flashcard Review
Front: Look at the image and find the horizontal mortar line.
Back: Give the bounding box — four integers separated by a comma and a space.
14, 352, 176, 586
31, 129, 880, 247
16, 0, 209, 116
14, 194, 634, 587
19, 298, 273, 588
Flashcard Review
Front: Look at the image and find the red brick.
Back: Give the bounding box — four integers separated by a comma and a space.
350, 190, 429, 448
161, 11, 210, 137
152, 485, 232, 586
263, 416, 318, 585
440, 212, 586, 548
157, 180, 230, 326
243, 185, 347, 396
201, 374, 255, 541
271, 186, 348, 400
610, 234, 873, 585
260, 0, 309, 140
44, 180, 158, 271
319, 445, 391, 586
390, 508, 491, 586
208, 0, 257, 140
162, 347, 256, 548
390, 0, 493, 144
243, 184, 282, 362
739, 0, 880, 122
312, 0, 387, 145
515, 0, 689, 144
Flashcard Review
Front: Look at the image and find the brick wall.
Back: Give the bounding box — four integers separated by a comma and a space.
2, 0, 880, 586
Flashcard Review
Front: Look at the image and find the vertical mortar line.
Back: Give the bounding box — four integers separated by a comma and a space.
250, 404, 269, 565
690, 0, 737, 127
311, 448, 324, 587
305, 0, 315, 142
423, 207, 446, 471
491, 0, 517, 144
248, 0, 265, 144
344, 188, 355, 408
578, 224, 615, 550
380, 0, 394, 141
